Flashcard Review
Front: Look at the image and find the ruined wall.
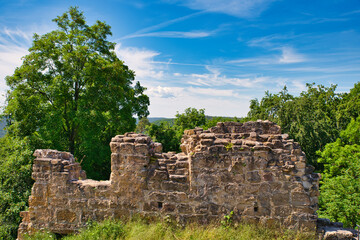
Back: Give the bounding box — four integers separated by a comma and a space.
18, 121, 320, 238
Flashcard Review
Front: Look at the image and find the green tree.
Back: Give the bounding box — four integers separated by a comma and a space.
317, 117, 360, 227
174, 107, 206, 131
147, 108, 207, 152
147, 121, 180, 152
247, 84, 342, 167
4, 7, 149, 179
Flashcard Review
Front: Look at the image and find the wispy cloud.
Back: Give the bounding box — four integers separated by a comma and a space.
120, 11, 206, 40
278, 47, 305, 63
0, 28, 32, 106
341, 9, 360, 16
170, 0, 276, 18
247, 33, 305, 48
227, 46, 306, 65
276, 17, 348, 26
186, 66, 272, 88
122, 30, 214, 39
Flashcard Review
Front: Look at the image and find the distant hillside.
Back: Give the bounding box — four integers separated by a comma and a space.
148, 117, 173, 124
148, 116, 242, 126
0, 118, 6, 138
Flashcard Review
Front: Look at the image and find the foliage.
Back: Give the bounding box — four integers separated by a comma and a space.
0, 136, 33, 239
174, 108, 206, 131
146, 121, 180, 152
225, 143, 233, 151
25, 217, 316, 240
336, 82, 360, 130
4, 6, 149, 180
146, 108, 204, 152
247, 84, 343, 168
317, 117, 360, 228
221, 211, 234, 229
146, 108, 244, 152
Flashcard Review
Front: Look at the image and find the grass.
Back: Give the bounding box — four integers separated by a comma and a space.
24, 217, 316, 240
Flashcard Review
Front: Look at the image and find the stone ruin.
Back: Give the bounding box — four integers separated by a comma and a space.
18, 121, 321, 239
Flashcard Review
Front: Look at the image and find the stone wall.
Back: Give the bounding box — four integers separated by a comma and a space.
18, 121, 320, 238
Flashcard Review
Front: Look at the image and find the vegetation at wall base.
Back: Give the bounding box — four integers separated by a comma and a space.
24, 218, 316, 240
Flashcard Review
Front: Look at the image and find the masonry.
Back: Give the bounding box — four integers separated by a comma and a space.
18, 120, 320, 238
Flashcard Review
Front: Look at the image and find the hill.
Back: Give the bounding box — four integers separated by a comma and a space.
0, 118, 6, 138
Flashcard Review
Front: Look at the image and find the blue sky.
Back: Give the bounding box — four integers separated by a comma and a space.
1, 0, 360, 117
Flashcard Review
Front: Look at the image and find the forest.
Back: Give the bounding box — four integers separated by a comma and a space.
1, 7, 360, 240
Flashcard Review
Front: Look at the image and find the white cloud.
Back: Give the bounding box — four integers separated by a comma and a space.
174, 0, 276, 18
146, 86, 184, 98
115, 44, 165, 80
278, 47, 305, 63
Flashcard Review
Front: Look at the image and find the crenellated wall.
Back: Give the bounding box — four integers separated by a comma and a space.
18, 121, 320, 239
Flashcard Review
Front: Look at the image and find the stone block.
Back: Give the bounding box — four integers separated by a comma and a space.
271, 192, 290, 206
56, 209, 77, 223
291, 191, 311, 206
119, 143, 135, 154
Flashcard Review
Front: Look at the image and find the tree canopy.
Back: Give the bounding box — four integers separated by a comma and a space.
4, 6, 149, 179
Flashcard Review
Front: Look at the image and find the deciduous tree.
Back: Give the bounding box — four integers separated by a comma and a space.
4, 7, 149, 179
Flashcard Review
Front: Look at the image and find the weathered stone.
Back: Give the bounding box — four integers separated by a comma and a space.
18, 121, 320, 239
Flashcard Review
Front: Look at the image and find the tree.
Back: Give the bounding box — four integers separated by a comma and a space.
246, 84, 342, 168
147, 122, 180, 152
317, 117, 360, 227
174, 107, 206, 131
147, 108, 206, 152
4, 7, 149, 179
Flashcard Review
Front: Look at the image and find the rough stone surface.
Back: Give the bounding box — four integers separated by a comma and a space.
18, 121, 320, 239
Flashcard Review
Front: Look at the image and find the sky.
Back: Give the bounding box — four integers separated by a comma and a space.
0, 0, 360, 117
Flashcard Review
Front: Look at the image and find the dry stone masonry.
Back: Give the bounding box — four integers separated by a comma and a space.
18, 121, 320, 238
